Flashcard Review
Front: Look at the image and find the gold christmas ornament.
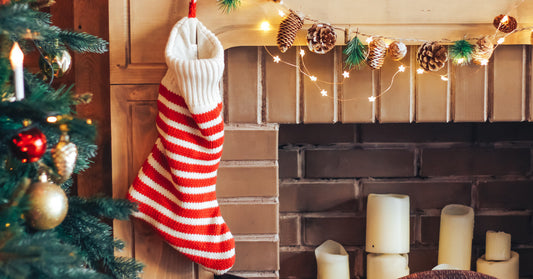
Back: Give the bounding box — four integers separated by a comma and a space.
366, 38, 388, 70
388, 41, 407, 61
416, 42, 448, 72
52, 124, 77, 183
39, 50, 72, 80
31, 0, 56, 9
493, 14, 517, 33
472, 36, 494, 65
307, 23, 337, 54
277, 10, 304, 53
26, 172, 68, 230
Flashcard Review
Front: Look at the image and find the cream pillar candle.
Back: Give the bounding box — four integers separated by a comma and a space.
367, 253, 409, 279
477, 251, 519, 279
9, 42, 24, 101
486, 230, 511, 261
437, 204, 474, 270
366, 194, 410, 253
315, 240, 349, 279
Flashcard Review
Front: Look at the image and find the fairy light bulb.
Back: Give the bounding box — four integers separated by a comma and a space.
273, 56, 281, 63
310, 76, 317, 81
457, 58, 465, 64
416, 68, 424, 74
366, 37, 373, 43
480, 59, 489, 66
497, 37, 505, 44
398, 65, 406, 72
342, 71, 350, 78
300, 49, 305, 57
368, 96, 376, 102
501, 15, 509, 23
278, 10, 285, 17
260, 21, 272, 31
47, 116, 58, 123
441, 75, 449, 81
320, 89, 328, 96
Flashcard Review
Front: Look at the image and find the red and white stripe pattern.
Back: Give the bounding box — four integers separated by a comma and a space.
128, 85, 235, 274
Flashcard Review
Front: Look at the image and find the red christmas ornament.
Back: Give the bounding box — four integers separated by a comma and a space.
11, 127, 47, 163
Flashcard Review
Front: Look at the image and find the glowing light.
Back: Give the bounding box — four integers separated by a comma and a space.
86, 119, 93, 125
457, 58, 465, 64
368, 96, 376, 102
300, 49, 305, 57
398, 65, 406, 72
47, 116, 58, 123
310, 75, 318, 81
273, 56, 281, 63
320, 89, 328, 96
260, 21, 272, 31
5, 223, 10, 228
440, 75, 449, 81
278, 10, 285, 17
416, 68, 425, 74
480, 59, 489, 66
501, 15, 509, 23
497, 37, 505, 44
342, 71, 350, 78
366, 37, 373, 43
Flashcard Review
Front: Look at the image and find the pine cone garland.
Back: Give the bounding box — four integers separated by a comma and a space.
493, 14, 517, 33
472, 36, 494, 65
416, 42, 448, 72
366, 38, 388, 70
388, 41, 407, 61
277, 10, 304, 53
307, 23, 336, 54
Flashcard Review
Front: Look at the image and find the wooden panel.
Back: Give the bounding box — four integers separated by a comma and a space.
265, 46, 298, 123
416, 55, 448, 122
226, 47, 259, 123
454, 62, 487, 122
493, 46, 525, 121
341, 47, 374, 123
303, 48, 335, 123
379, 47, 412, 123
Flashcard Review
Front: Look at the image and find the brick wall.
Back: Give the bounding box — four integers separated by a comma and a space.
278, 123, 533, 279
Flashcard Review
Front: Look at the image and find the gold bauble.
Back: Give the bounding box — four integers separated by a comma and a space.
39, 50, 72, 80
52, 125, 78, 184
26, 173, 68, 230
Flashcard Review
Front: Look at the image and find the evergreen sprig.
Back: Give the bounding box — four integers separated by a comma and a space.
218, 0, 241, 13
343, 35, 367, 69
450, 39, 474, 65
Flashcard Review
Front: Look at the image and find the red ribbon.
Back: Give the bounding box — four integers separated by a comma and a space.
188, 0, 197, 18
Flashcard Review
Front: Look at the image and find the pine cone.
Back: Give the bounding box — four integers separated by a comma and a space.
307, 23, 336, 54
366, 38, 388, 70
416, 42, 448, 72
472, 36, 494, 65
388, 41, 407, 61
493, 14, 517, 33
277, 10, 304, 53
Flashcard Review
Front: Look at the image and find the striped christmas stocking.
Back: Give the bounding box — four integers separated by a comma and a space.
127, 17, 235, 274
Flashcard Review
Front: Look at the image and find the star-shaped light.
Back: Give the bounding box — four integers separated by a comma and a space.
497, 37, 505, 44
273, 56, 281, 63
320, 89, 328, 96
366, 37, 373, 43
310, 75, 317, 81
260, 21, 271, 31
456, 58, 465, 64
368, 96, 376, 102
480, 59, 489, 66
416, 68, 424, 74
342, 71, 350, 78
300, 49, 305, 57
440, 75, 449, 81
278, 10, 285, 17
398, 65, 406, 72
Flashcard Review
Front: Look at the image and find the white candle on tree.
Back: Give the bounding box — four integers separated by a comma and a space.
486, 230, 511, 261
315, 240, 349, 279
437, 204, 475, 270
10, 42, 24, 101
366, 194, 410, 253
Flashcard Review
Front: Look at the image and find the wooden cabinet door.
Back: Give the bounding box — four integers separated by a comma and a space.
111, 85, 213, 279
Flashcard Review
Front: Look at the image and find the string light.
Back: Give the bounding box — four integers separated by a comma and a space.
440, 75, 449, 81
501, 15, 510, 23
342, 71, 350, 78
368, 96, 376, 102
273, 56, 281, 63
457, 58, 465, 64
366, 37, 373, 43
320, 89, 328, 96
278, 10, 285, 17
299, 49, 305, 57
416, 68, 425, 74
310, 75, 317, 81
480, 59, 489, 66
497, 37, 505, 44
47, 116, 58, 123
398, 65, 406, 72
260, 21, 272, 31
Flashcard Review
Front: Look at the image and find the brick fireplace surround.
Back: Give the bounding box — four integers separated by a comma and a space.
213, 46, 533, 279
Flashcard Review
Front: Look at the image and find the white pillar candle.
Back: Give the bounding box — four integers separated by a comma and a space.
9, 42, 24, 101
486, 230, 511, 261
367, 253, 409, 279
477, 251, 519, 279
315, 240, 349, 279
366, 194, 410, 254
438, 204, 475, 270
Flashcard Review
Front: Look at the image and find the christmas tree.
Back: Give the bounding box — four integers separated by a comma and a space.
0, 1, 143, 278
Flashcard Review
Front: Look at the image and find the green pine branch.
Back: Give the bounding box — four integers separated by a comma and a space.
343, 35, 367, 70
